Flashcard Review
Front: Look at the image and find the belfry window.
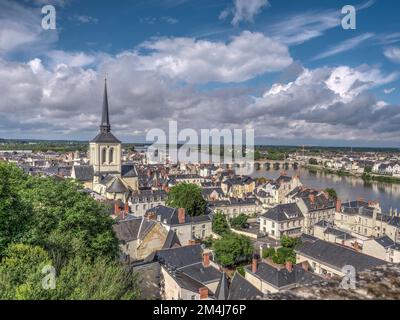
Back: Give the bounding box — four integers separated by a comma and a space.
109, 148, 114, 164
101, 148, 107, 164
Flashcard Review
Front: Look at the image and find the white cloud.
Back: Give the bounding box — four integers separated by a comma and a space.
384, 88, 396, 94
220, 0, 269, 26
313, 33, 374, 60
70, 14, 99, 24
135, 31, 292, 83
0, 0, 58, 56
384, 47, 400, 63
46, 50, 102, 68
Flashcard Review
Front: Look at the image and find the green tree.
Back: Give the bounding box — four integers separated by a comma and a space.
262, 247, 275, 259
230, 214, 248, 229
0, 163, 32, 255
212, 211, 230, 235
0, 244, 140, 300
213, 233, 253, 267
280, 235, 301, 249
166, 183, 207, 216
271, 247, 296, 265
19, 176, 119, 264
308, 158, 318, 165
324, 188, 338, 200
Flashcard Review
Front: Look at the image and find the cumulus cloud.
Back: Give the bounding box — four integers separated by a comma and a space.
0, 52, 399, 144
240, 65, 400, 141
220, 0, 269, 25
135, 31, 292, 83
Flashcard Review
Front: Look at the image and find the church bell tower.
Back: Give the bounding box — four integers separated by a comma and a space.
90, 79, 122, 183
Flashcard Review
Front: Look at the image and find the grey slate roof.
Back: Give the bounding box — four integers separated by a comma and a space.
145, 205, 211, 226
262, 203, 304, 222
227, 272, 263, 300
106, 177, 129, 193
246, 262, 322, 289
214, 272, 229, 300
72, 165, 94, 181
112, 216, 155, 243
151, 244, 203, 269
90, 131, 121, 143
121, 164, 138, 177
179, 262, 221, 284
162, 230, 181, 249
295, 238, 386, 272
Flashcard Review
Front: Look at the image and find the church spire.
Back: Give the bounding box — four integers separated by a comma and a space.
100, 77, 111, 133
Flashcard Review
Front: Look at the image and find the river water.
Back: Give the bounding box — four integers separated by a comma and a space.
251, 167, 400, 212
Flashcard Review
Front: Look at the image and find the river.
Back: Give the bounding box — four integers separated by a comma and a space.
251, 167, 400, 212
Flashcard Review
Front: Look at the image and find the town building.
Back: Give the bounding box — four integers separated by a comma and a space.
259, 203, 304, 239
144, 205, 212, 245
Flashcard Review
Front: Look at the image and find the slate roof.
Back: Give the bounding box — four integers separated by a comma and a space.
150, 244, 203, 269
90, 131, 121, 143
145, 205, 211, 226
246, 263, 322, 289
324, 227, 354, 240
72, 165, 94, 181
121, 164, 138, 177
106, 177, 129, 193
162, 230, 181, 249
170, 270, 208, 293
295, 238, 386, 272
261, 203, 304, 222
223, 176, 254, 186
302, 194, 335, 212
131, 190, 167, 203
179, 262, 221, 284
227, 272, 263, 300
112, 217, 156, 243
214, 272, 229, 300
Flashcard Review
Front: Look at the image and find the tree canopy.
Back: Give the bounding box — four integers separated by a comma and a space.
0, 162, 139, 300
166, 182, 207, 216
212, 233, 253, 267
212, 211, 230, 235
230, 214, 248, 229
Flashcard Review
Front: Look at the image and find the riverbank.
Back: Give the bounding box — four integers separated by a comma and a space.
303, 164, 400, 184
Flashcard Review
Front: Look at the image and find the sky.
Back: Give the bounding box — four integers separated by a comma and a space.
0, 0, 400, 147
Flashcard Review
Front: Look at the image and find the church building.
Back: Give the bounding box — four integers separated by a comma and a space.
72, 79, 138, 201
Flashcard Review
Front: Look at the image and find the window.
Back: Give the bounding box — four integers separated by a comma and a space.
109, 147, 114, 164
272, 222, 275, 228
101, 148, 107, 164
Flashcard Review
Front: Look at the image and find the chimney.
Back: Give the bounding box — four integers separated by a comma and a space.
178, 208, 186, 224
203, 253, 210, 267
252, 257, 258, 273
301, 261, 309, 271
335, 199, 342, 212
309, 194, 315, 204
199, 287, 208, 300
114, 202, 121, 215
286, 260, 293, 273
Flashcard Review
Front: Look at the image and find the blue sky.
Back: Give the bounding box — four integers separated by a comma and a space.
0, 0, 400, 147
